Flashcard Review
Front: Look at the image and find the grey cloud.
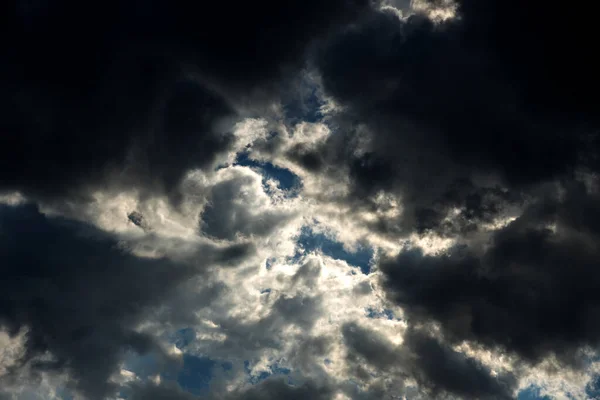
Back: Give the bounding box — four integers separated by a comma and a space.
200, 171, 294, 241
291, 258, 322, 289
294, 3, 600, 391
341, 322, 516, 399
5, 0, 600, 397
0, 204, 253, 398
212, 293, 323, 358
342, 323, 399, 370
381, 183, 600, 365
404, 330, 516, 400
129, 377, 333, 400
272, 295, 322, 331
213, 243, 258, 267
223, 377, 333, 400
288, 336, 332, 374
151, 281, 228, 328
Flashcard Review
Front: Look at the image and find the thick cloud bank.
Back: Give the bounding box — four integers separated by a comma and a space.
2, 1, 600, 399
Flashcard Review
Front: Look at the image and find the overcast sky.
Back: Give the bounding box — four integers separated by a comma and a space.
2, 1, 600, 399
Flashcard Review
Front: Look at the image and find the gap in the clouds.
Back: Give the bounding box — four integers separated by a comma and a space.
123, 352, 161, 381
265, 257, 277, 270
365, 307, 395, 320
176, 354, 216, 395
167, 328, 217, 395
116, 329, 223, 398
234, 152, 302, 197
117, 328, 302, 398
296, 226, 373, 274
586, 374, 600, 398
173, 327, 195, 349
244, 359, 292, 385
517, 386, 553, 400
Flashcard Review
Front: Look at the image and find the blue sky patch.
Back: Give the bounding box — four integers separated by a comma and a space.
176, 354, 216, 395
235, 152, 301, 196
117, 329, 215, 397
123, 352, 161, 381
517, 386, 552, 400
265, 257, 276, 270
586, 374, 600, 398
173, 327, 196, 350
296, 226, 373, 274
365, 307, 395, 320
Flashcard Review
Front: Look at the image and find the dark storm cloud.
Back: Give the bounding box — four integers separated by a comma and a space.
307, 0, 600, 393
0, 204, 252, 398
5, 0, 600, 397
381, 182, 600, 365
404, 330, 517, 400
342, 322, 516, 399
2, 0, 370, 202
314, 1, 600, 234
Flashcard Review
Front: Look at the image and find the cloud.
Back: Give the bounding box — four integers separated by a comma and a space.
2, 0, 371, 203
295, 0, 600, 394
341, 322, 516, 399
128, 376, 333, 400
380, 183, 600, 365
0, 203, 253, 398
3, 1, 600, 398
312, 2, 600, 236
222, 377, 333, 400
200, 167, 296, 241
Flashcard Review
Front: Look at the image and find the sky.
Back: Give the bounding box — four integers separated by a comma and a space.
2, 0, 600, 399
